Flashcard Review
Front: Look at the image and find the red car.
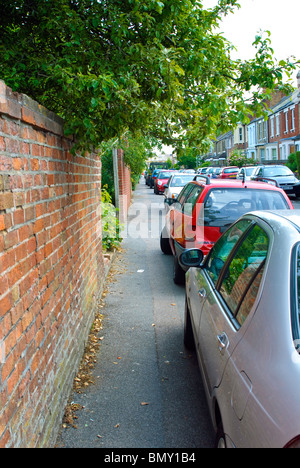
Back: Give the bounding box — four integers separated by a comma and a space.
218, 166, 239, 179
154, 170, 176, 194
160, 177, 294, 284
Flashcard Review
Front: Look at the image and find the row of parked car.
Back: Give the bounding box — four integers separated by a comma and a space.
149, 164, 300, 448
147, 164, 300, 200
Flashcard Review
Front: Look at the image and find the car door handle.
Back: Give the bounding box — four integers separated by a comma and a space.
217, 333, 229, 354
198, 288, 206, 298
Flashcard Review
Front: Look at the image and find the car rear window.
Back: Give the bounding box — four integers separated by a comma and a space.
224, 168, 238, 173
199, 188, 289, 228
158, 171, 172, 178
170, 175, 195, 187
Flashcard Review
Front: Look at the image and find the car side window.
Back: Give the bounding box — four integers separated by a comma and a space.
220, 224, 269, 326
183, 185, 204, 216
176, 184, 194, 206
206, 219, 252, 286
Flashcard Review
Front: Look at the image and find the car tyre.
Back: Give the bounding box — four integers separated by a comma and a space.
160, 228, 172, 255
184, 298, 195, 351
173, 255, 185, 285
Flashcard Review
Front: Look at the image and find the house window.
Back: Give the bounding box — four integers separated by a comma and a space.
276, 113, 280, 135
260, 149, 265, 161
284, 110, 289, 133
291, 108, 295, 131
248, 127, 253, 146
270, 116, 275, 138
239, 127, 243, 142
257, 120, 265, 142
272, 148, 277, 160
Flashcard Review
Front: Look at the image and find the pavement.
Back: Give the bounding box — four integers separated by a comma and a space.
56, 180, 214, 449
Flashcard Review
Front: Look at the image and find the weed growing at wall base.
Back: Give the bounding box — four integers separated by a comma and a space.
101, 187, 123, 251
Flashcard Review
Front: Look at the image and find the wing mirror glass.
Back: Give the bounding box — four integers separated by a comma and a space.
179, 249, 204, 268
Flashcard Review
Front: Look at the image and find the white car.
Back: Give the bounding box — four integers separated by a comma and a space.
237, 166, 256, 181
180, 210, 300, 448
163, 173, 195, 211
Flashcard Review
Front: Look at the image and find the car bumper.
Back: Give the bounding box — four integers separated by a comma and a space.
279, 183, 300, 196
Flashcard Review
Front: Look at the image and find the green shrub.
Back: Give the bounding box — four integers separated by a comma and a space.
101, 187, 122, 251
286, 152, 300, 176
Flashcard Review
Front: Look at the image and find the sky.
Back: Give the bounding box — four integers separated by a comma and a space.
203, 0, 299, 81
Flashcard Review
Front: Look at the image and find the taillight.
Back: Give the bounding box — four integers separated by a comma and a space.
284, 436, 300, 448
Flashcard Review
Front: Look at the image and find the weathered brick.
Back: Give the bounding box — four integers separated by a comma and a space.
0, 136, 5, 151
0, 80, 109, 448
0, 293, 13, 317
0, 192, 14, 210
0, 215, 5, 232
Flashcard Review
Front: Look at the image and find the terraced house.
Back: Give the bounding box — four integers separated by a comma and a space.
202, 72, 300, 165
267, 74, 300, 161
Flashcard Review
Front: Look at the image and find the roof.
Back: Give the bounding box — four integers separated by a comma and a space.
192, 178, 289, 192
246, 210, 300, 231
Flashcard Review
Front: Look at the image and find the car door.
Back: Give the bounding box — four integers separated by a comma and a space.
171, 184, 200, 245
169, 183, 193, 239
190, 219, 253, 352
181, 185, 204, 247
197, 220, 269, 393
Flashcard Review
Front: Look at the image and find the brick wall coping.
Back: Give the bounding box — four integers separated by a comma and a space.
0, 81, 64, 136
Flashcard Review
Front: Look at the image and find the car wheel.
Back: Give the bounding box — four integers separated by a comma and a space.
184, 298, 195, 351
160, 228, 172, 255
173, 255, 185, 285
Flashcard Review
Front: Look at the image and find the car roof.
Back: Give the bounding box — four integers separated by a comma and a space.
192, 179, 286, 192
221, 166, 239, 170
245, 210, 300, 231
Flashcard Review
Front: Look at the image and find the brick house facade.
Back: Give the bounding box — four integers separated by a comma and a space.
201, 74, 300, 165
267, 87, 300, 161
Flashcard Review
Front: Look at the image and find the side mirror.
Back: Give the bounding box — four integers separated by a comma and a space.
167, 198, 178, 206
179, 249, 204, 268
163, 184, 169, 189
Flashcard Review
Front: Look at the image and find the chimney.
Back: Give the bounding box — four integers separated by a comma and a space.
269, 88, 288, 108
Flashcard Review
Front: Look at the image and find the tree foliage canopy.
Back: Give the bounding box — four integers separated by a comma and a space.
0, 0, 297, 152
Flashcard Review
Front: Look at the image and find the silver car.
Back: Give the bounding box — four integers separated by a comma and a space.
180, 210, 300, 448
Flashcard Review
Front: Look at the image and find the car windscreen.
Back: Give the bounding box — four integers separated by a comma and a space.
245, 167, 256, 176
264, 166, 293, 177
170, 175, 195, 187
198, 188, 290, 228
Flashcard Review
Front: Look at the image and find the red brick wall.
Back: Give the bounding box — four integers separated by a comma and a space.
0, 81, 105, 447
117, 148, 132, 223
268, 102, 300, 157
